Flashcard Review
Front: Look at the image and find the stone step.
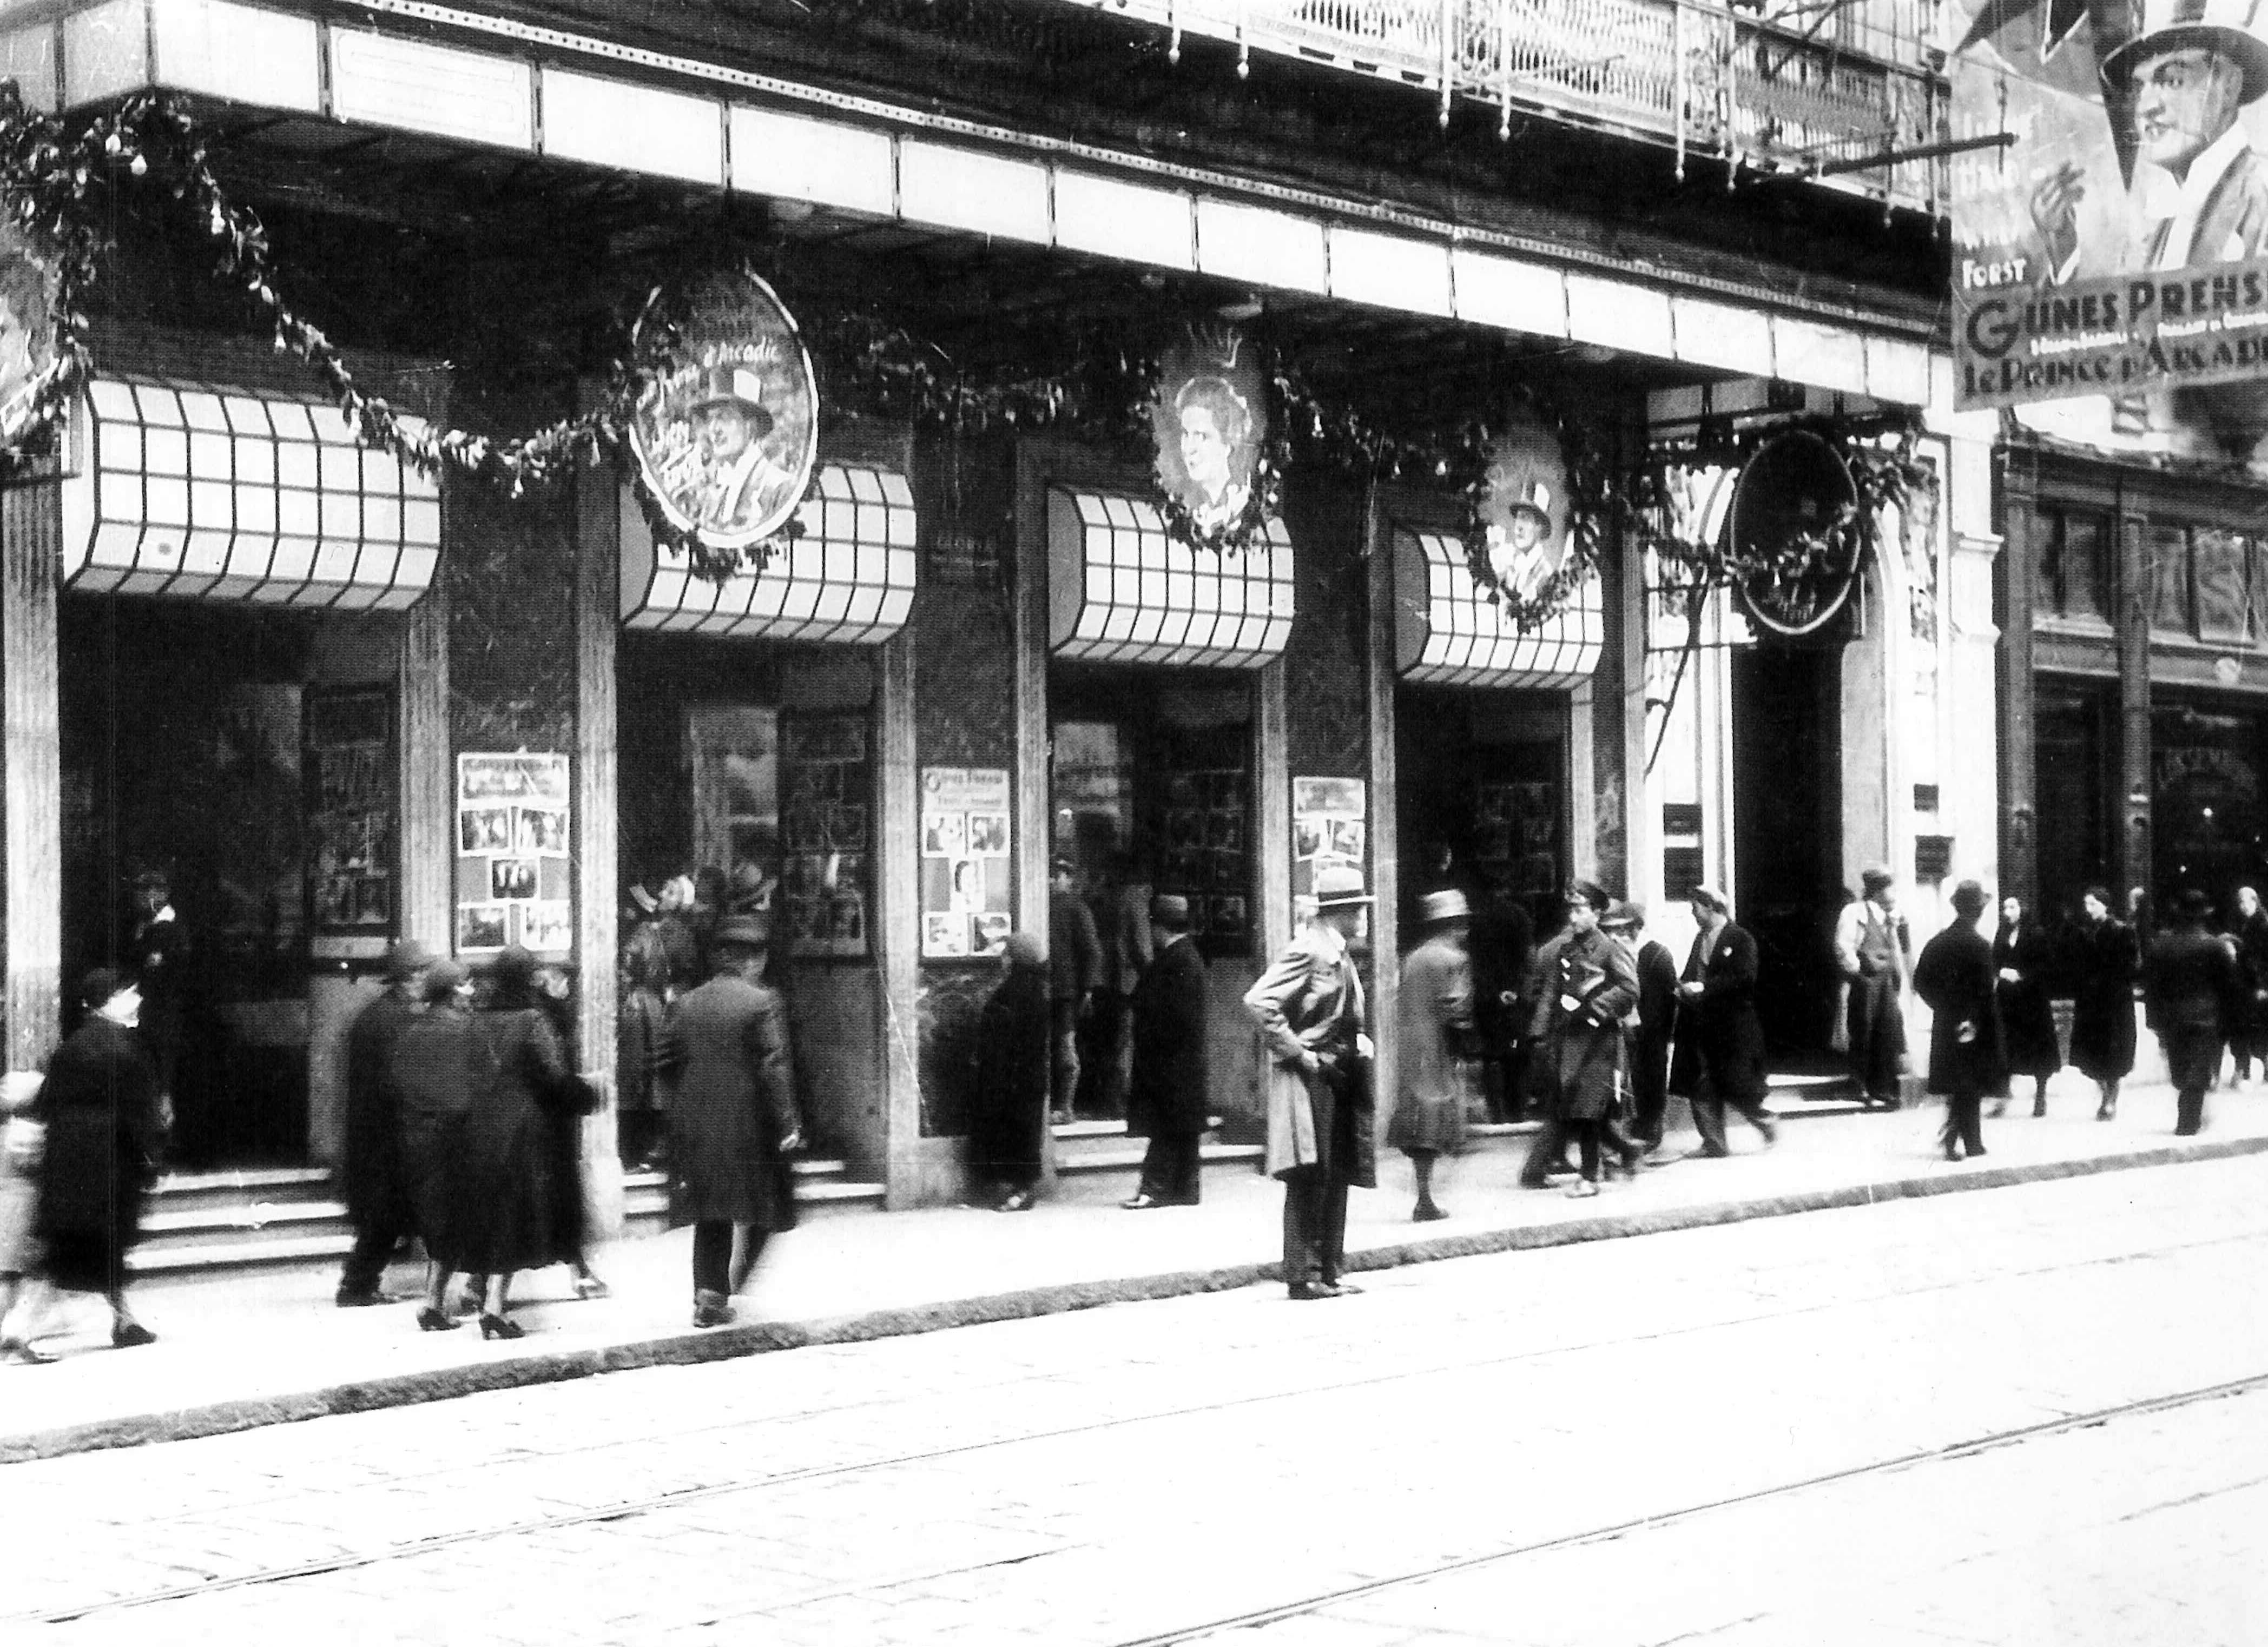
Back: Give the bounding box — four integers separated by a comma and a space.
147, 1166, 337, 1214
622, 1161, 886, 1227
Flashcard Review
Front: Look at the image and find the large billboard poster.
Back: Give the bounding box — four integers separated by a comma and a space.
1952, 0, 2268, 472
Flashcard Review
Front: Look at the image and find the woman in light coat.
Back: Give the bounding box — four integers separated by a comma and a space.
1387, 889, 1475, 1222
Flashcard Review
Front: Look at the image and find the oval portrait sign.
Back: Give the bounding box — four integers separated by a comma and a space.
1150, 326, 1269, 545
0, 221, 63, 453
1728, 431, 1862, 639
1475, 402, 1572, 604
630, 270, 819, 558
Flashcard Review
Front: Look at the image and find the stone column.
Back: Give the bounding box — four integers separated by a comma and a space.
1997, 451, 2038, 907
2, 479, 62, 1071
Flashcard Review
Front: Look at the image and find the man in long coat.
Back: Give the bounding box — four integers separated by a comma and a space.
1602, 901, 1679, 1152
1123, 895, 1208, 1208
1672, 885, 1779, 1156
1915, 880, 2006, 1163
1387, 889, 1475, 1221
335, 940, 429, 1307
1245, 864, 1374, 1300
1526, 881, 1641, 1196
2229, 885, 2268, 1089
2146, 887, 2245, 1137
1835, 865, 1911, 1109
658, 915, 804, 1328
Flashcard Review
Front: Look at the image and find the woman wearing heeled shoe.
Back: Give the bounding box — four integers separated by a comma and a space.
30, 971, 166, 1351
1526, 883, 1640, 1198
449, 948, 572, 1339
1388, 890, 1475, 1222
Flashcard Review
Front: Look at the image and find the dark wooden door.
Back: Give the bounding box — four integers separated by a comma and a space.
1731, 646, 1843, 1060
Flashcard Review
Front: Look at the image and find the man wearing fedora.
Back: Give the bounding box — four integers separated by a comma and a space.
693, 363, 799, 536
1835, 866, 1911, 1110
1245, 864, 1375, 1299
1387, 888, 1476, 1222
1123, 894, 1208, 1208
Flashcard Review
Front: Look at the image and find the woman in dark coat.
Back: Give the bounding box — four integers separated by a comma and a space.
969, 931, 1052, 1212
2068, 885, 2141, 1120
658, 916, 803, 1328
1993, 895, 2062, 1117
453, 947, 570, 1338
32, 970, 165, 1350
395, 961, 477, 1332
1916, 881, 2007, 1163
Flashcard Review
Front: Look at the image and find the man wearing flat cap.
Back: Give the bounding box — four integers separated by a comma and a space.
336, 940, 431, 1307
1123, 895, 1209, 1208
1834, 867, 1911, 1110
1245, 864, 1375, 1299
693, 363, 799, 535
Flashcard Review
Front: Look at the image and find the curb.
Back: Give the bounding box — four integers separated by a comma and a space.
8, 1131, 2267, 1465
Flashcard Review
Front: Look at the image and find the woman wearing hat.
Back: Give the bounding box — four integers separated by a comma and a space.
659, 915, 804, 1327
1914, 882, 2007, 1163
29, 970, 167, 1351
1526, 882, 1642, 1196
1245, 864, 1375, 1299
1387, 889, 1476, 1222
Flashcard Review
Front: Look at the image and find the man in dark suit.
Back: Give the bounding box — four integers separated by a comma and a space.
1048, 857, 1102, 1125
335, 940, 430, 1307
2146, 886, 2245, 1136
1672, 885, 1778, 1156
1915, 880, 2007, 1163
1123, 895, 1209, 1208
657, 915, 804, 1328
1601, 901, 1678, 1152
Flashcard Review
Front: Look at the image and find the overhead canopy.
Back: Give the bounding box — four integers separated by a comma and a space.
1048, 488, 1294, 670
1394, 527, 1603, 689
60, 376, 441, 610
619, 464, 917, 644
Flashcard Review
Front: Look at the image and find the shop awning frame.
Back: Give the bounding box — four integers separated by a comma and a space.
1048, 488, 1295, 671
1394, 526, 1604, 689
58, 376, 443, 610
619, 462, 918, 644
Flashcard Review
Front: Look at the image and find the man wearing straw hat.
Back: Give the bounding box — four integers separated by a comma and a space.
1245, 864, 1375, 1300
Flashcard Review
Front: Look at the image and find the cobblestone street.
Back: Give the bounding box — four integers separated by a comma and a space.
8, 1157, 2267, 1646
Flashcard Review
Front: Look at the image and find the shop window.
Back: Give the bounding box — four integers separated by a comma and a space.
2148, 525, 2193, 636
2247, 538, 2268, 643
2035, 687, 2111, 923
2195, 528, 2251, 645
2036, 507, 2109, 622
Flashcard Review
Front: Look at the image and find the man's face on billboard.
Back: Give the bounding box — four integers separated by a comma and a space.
2131, 47, 2243, 176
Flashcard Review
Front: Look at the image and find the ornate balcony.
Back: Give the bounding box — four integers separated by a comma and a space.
1082, 0, 1946, 214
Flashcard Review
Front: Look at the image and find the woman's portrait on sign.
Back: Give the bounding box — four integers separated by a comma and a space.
0, 225, 58, 448
629, 270, 819, 552
1151, 329, 1268, 537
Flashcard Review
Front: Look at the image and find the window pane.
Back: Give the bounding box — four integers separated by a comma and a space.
2065, 514, 2108, 620
2197, 528, 2250, 643
2035, 508, 2066, 618
2150, 525, 2193, 634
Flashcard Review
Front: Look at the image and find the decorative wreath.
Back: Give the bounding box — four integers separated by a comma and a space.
1455, 387, 1615, 632
1140, 330, 1290, 557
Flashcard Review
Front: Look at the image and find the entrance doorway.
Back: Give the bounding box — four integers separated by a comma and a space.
1730, 645, 1843, 1060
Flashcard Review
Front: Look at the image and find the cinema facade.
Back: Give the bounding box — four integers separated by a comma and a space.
0, 0, 1976, 1223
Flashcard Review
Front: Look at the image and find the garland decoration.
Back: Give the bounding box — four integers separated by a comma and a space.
1139, 326, 1289, 556
1456, 391, 1616, 632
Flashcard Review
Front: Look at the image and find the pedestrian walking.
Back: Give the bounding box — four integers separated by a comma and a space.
0, 1071, 56, 1364
31, 970, 165, 1351
1834, 866, 1911, 1109
1245, 863, 1375, 1301
1049, 857, 1102, 1125
1916, 881, 2006, 1163
1671, 886, 1779, 1156
2228, 885, 2268, 1089
1601, 901, 1678, 1151
534, 962, 608, 1300
1527, 881, 1642, 1197
2146, 888, 2244, 1137
1992, 895, 2062, 1118
658, 916, 804, 1328
452, 947, 575, 1340
395, 961, 477, 1333
1089, 849, 1155, 1120
1123, 895, 1209, 1209
969, 931, 1051, 1212
2069, 885, 2141, 1120
335, 940, 429, 1308
1387, 889, 1476, 1222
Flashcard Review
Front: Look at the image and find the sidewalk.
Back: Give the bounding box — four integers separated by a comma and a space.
5, 1077, 2267, 1464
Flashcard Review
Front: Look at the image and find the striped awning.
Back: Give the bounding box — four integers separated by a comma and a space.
1047, 488, 1294, 670
60, 377, 441, 610
619, 464, 917, 644
1393, 527, 1604, 689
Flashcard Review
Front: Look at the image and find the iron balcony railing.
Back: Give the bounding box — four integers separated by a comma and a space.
1086, 0, 1947, 214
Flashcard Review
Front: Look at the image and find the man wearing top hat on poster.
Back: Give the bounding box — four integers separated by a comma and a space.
1487, 482, 1559, 602
1245, 864, 1375, 1300
693, 363, 799, 535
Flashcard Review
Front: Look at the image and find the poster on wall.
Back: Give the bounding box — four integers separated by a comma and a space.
780, 712, 873, 960
307, 688, 398, 962
920, 766, 1012, 957
1949, 0, 2268, 471
1156, 762, 1252, 950
456, 752, 571, 958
